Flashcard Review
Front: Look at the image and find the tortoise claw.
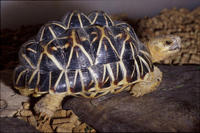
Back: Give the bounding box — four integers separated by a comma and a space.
43, 114, 50, 122
38, 112, 43, 120
37, 112, 51, 128
37, 113, 50, 129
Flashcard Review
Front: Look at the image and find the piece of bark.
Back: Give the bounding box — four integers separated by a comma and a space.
63, 65, 200, 132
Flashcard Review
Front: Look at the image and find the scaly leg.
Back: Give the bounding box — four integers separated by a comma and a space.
34, 93, 66, 127
129, 66, 162, 97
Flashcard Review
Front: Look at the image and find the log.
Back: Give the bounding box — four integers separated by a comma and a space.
63, 65, 200, 132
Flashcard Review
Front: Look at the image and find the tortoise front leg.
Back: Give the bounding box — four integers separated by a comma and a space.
129, 66, 162, 97
34, 93, 66, 118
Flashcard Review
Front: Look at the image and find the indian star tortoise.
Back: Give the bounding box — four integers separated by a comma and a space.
13, 11, 181, 119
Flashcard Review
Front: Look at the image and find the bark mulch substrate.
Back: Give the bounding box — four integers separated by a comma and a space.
14, 102, 95, 132
0, 7, 199, 132
135, 7, 200, 64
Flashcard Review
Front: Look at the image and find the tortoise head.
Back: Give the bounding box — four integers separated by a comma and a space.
146, 35, 181, 63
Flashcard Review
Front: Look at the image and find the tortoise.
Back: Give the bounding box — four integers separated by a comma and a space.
13, 11, 181, 118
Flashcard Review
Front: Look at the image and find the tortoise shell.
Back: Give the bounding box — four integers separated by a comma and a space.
14, 11, 153, 98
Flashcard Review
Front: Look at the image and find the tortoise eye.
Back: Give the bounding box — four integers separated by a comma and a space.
165, 40, 172, 45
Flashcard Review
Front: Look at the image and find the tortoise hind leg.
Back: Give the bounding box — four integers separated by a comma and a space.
34, 93, 66, 118
129, 66, 162, 97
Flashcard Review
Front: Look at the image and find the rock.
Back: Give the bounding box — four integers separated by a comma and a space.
56, 123, 75, 132
22, 102, 30, 110
27, 116, 37, 127
52, 109, 67, 118
52, 118, 72, 125
20, 109, 33, 117
63, 65, 200, 132
0, 69, 29, 117
37, 120, 53, 133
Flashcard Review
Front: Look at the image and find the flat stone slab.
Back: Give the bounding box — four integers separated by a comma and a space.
0, 69, 29, 117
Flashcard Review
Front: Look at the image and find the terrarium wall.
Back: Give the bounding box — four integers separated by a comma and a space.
1, 0, 200, 29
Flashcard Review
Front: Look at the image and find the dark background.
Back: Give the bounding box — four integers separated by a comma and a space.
1, 0, 200, 30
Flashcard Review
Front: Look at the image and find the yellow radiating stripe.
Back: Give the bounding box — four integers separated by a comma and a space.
88, 80, 94, 88
91, 35, 98, 44
116, 62, 119, 80
88, 67, 98, 88
28, 70, 38, 85
66, 46, 74, 69
73, 70, 78, 87
67, 12, 74, 29
104, 41, 108, 51
115, 33, 122, 39
91, 12, 98, 24
38, 27, 63, 71
65, 71, 71, 94
134, 57, 140, 79
131, 40, 137, 51
131, 64, 136, 78
105, 36, 120, 58
140, 50, 152, 59
80, 36, 88, 42
116, 22, 138, 42
119, 32, 131, 58
16, 69, 27, 85
45, 38, 54, 47
68, 30, 93, 66
48, 26, 57, 39
94, 26, 120, 64
115, 22, 126, 26
104, 12, 114, 25
129, 42, 135, 58
94, 36, 103, 64
27, 48, 37, 54
104, 76, 109, 83
138, 55, 151, 73
139, 50, 152, 67
102, 65, 106, 82
75, 49, 79, 58
49, 71, 52, 92
119, 60, 127, 80
37, 39, 53, 68
52, 22, 67, 30
39, 27, 45, 41
78, 45, 93, 65
36, 53, 43, 68
46, 53, 63, 70
103, 13, 108, 26
36, 71, 40, 87
78, 70, 85, 92
21, 54, 35, 69
129, 32, 138, 42
34, 71, 40, 93
138, 57, 143, 76
54, 70, 64, 90
106, 64, 115, 82
24, 40, 36, 46
82, 13, 91, 23
120, 39, 126, 58
57, 36, 69, 40
78, 13, 83, 28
